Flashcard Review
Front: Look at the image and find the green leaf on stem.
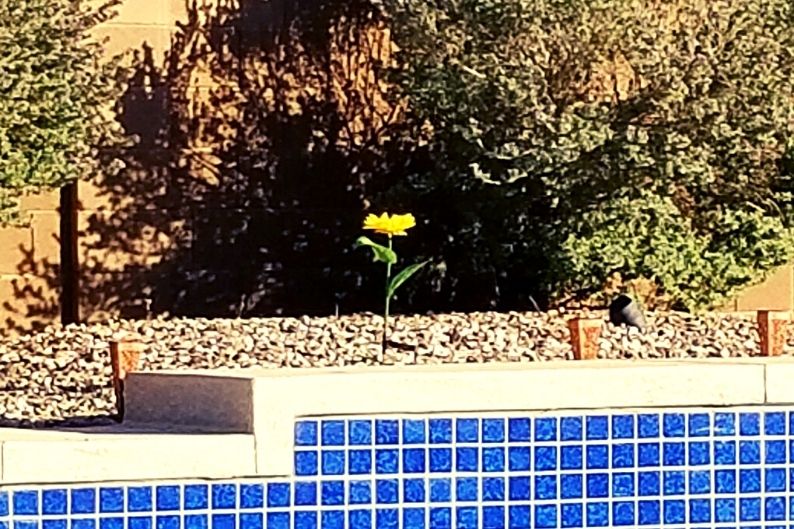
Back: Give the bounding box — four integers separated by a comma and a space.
387, 260, 430, 300
356, 236, 397, 264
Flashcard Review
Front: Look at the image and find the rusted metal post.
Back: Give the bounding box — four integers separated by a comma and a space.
568, 318, 603, 360
757, 310, 789, 356
110, 340, 143, 421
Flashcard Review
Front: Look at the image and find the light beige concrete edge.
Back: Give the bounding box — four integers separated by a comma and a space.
0, 428, 257, 485
125, 359, 772, 476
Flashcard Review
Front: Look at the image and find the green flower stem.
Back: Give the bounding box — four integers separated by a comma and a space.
382, 236, 393, 360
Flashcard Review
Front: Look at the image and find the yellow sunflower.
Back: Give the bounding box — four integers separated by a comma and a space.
363, 212, 417, 237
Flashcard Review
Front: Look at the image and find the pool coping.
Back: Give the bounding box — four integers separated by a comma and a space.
3, 358, 794, 485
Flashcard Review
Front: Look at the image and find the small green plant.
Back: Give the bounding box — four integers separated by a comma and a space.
356, 212, 429, 360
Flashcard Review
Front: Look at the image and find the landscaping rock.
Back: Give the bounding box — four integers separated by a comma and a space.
0, 310, 785, 426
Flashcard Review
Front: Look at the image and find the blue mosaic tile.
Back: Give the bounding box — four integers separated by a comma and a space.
212, 514, 235, 529
482, 506, 504, 529
688, 470, 710, 494
534, 418, 556, 441
375, 480, 398, 504
586, 473, 608, 498
348, 449, 371, 474
482, 419, 505, 443
482, 447, 505, 472
638, 500, 660, 525
739, 440, 761, 464
638, 414, 659, 438
375, 420, 398, 445
766, 440, 786, 463
155, 486, 179, 512
239, 513, 260, 529
321, 450, 345, 475
42, 490, 67, 515
740, 412, 761, 436
663, 499, 685, 524
560, 475, 582, 499
534, 446, 556, 471
429, 478, 451, 503
155, 516, 178, 529
184, 515, 207, 529
14, 521, 37, 529
508, 446, 530, 471
612, 415, 634, 439
586, 503, 608, 527
348, 420, 371, 445
321, 511, 343, 529
404, 508, 425, 529
348, 510, 370, 529
585, 416, 608, 440
266, 512, 289, 529
99, 488, 123, 514
294, 482, 317, 506
294, 421, 318, 446
128, 517, 152, 529
455, 477, 477, 502
70, 489, 95, 514
560, 417, 581, 441
456, 507, 477, 529
765, 411, 786, 435
507, 418, 530, 442
127, 487, 152, 512
482, 478, 504, 502
73, 521, 95, 529
611, 443, 633, 468
376, 509, 398, 529
295, 512, 317, 529
239, 484, 263, 509
456, 447, 478, 472
267, 483, 290, 508
612, 501, 634, 526
638, 471, 660, 496
663, 471, 685, 495
295, 450, 319, 476
430, 508, 451, 529
403, 479, 425, 503
688, 413, 709, 437
559, 503, 581, 528
429, 419, 452, 443
663, 413, 685, 437
12, 491, 38, 516
212, 484, 236, 509
320, 481, 344, 506
508, 477, 530, 501
508, 506, 529, 529
586, 445, 608, 469
456, 419, 478, 443
402, 419, 425, 444
715, 412, 736, 435
374, 449, 398, 474
429, 447, 452, 472
0, 492, 7, 517
560, 445, 581, 469
534, 504, 556, 528
99, 519, 123, 529
402, 448, 425, 473
43, 521, 66, 529
689, 441, 709, 465
535, 475, 557, 500
321, 421, 345, 446
662, 442, 685, 466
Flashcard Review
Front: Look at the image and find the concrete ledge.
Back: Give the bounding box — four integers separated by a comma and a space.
5, 358, 794, 484
124, 359, 769, 476
0, 426, 257, 485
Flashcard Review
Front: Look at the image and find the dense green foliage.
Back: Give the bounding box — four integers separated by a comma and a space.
0, 0, 125, 225
381, 0, 794, 310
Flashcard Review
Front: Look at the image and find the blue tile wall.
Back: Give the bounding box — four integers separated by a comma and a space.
4, 409, 794, 528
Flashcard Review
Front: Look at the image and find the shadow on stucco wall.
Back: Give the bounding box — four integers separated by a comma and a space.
75, 0, 432, 320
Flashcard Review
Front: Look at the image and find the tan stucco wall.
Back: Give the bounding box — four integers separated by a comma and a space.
1, 1, 793, 334
0, 192, 61, 334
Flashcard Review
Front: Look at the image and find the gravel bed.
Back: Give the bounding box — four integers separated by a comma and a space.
0, 310, 787, 427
